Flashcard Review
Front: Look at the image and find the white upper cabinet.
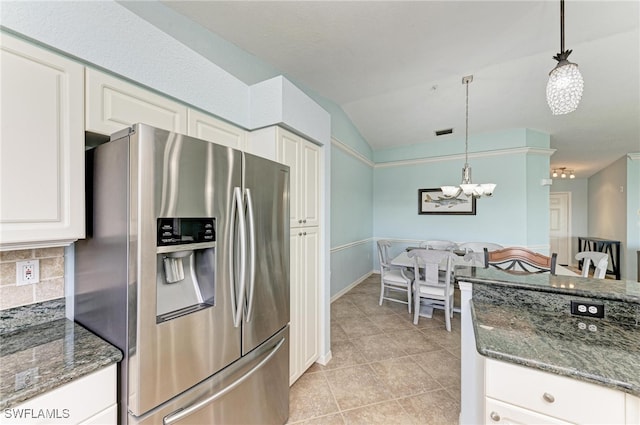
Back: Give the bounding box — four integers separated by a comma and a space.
85, 68, 187, 135
0, 33, 85, 250
276, 128, 320, 228
187, 108, 247, 150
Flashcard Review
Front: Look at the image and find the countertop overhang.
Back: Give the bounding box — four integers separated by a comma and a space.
456, 267, 640, 397
0, 299, 122, 409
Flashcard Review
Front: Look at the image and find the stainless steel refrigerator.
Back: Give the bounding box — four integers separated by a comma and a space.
75, 123, 290, 424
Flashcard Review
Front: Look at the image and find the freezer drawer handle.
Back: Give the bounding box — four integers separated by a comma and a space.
162, 336, 286, 425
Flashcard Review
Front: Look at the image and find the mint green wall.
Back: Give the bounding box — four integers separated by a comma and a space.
526, 153, 552, 253
374, 129, 530, 163
372, 130, 550, 261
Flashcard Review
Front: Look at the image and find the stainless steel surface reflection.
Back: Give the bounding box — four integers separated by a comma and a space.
75, 124, 290, 424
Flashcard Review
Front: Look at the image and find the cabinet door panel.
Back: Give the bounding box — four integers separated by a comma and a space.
301, 227, 320, 370
187, 109, 246, 149
289, 231, 301, 385
86, 68, 187, 135
0, 34, 84, 248
301, 143, 320, 227
278, 131, 301, 228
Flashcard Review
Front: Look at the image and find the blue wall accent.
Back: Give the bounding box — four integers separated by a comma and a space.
330, 144, 374, 298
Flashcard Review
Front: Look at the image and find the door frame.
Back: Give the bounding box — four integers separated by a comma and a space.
550, 192, 572, 266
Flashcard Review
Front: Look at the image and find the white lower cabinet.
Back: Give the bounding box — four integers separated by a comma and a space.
0, 365, 117, 425
486, 397, 570, 424
485, 358, 627, 425
628, 394, 640, 424
289, 226, 320, 385
0, 33, 85, 250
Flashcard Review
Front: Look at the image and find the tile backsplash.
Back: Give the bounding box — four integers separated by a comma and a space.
0, 248, 65, 310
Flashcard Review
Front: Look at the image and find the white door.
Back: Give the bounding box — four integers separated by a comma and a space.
550, 193, 571, 266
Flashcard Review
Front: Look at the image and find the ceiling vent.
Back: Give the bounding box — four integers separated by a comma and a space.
435, 128, 453, 136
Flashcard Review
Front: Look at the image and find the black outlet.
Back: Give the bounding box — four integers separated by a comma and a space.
570, 300, 605, 318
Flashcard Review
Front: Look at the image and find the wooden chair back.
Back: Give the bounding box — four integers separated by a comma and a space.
484, 247, 557, 275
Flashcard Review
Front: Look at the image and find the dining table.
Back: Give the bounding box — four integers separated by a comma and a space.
390, 248, 579, 320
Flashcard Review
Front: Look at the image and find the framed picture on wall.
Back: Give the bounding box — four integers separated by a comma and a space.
418, 188, 476, 215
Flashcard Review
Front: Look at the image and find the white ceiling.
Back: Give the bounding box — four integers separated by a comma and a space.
160, 1, 640, 178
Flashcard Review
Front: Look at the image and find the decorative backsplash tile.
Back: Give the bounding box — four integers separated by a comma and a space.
0, 248, 65, 310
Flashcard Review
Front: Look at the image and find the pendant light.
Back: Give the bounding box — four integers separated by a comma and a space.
441, 76, 496, 198
546, 0, 584, 115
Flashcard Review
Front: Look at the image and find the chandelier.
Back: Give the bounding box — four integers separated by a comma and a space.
546, 0, 584, 115
441, 76, 496, 198
551, 167, 575, 179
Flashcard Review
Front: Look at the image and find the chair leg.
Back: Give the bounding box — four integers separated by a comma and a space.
444, 296, 452, 332
379, 282, 384, 306
413, 292, 420, 325
407, 282, 412, 313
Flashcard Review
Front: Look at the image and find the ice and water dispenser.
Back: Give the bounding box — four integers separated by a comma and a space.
156, 217, 216, 322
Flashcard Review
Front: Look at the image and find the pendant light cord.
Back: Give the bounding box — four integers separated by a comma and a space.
560, 0, 565, 53
464, 79, 469, 167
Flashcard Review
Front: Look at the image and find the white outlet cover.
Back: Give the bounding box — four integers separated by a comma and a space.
16, 260, 39, 285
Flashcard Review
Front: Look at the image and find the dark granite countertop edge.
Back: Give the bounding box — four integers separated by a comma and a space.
469, 300, 640, 398
457, 273, 640, 305
0, 302, 122, 409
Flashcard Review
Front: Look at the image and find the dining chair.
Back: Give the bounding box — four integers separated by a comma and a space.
575, 251, 608, 279
377, 240, 413, 312
420, 240, 457, 251
484, 247, 557, 275
458, 242, 503, 253
458, 242, 503, 264
408, 248, 457, 331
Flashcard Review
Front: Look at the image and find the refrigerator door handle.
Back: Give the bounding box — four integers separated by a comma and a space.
230, 186, 247, 328
162, 336, 286, 425
244, 188, 257, 322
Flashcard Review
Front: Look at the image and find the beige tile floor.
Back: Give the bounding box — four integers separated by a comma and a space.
288, 274, 462, 425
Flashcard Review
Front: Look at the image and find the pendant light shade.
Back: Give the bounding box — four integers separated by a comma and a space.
546, 0, 583, 115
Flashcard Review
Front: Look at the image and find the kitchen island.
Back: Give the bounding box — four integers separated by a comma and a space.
455, 267, 640, 424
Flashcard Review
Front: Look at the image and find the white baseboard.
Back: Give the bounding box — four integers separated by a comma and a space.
331, 271, 374, 303
316, 350, 332, 366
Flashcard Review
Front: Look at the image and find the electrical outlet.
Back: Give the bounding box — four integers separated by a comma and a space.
16, 260, 39, 285
570, 300, 605, 318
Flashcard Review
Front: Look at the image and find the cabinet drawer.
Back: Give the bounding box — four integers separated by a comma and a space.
486, 397, 571, 424
485, 359, 625, 424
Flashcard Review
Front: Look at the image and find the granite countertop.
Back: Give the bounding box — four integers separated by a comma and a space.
0, 299, 122, 409
455, 265, 640, 303
456, 267, 640, 397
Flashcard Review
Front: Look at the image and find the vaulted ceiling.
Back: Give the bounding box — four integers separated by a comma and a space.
147, 1, 639, 178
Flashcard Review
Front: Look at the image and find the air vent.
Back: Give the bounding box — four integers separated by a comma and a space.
435, 128, 453, 136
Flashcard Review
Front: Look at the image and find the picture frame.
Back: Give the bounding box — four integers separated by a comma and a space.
418, 188, 476, 215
